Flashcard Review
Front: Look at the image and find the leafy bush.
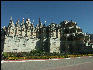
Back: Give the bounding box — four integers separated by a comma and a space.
2, 51, 93, 60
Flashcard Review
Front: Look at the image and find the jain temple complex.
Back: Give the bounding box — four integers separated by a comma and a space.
1, 17, 93, 54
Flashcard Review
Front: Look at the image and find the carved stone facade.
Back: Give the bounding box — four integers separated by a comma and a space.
1, 17, 92, 53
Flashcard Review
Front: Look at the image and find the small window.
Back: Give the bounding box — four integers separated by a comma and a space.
23, 44, 25, 45
13, 49, 17, 50
32, 42, 34, 43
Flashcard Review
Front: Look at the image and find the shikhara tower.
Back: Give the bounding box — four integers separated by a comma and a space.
1, 17, 93, 54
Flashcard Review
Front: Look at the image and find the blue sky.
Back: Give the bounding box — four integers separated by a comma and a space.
1, 1, 93, 34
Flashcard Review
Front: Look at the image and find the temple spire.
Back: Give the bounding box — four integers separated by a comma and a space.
39, 18, 41, 26
10, 16, 12, 20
